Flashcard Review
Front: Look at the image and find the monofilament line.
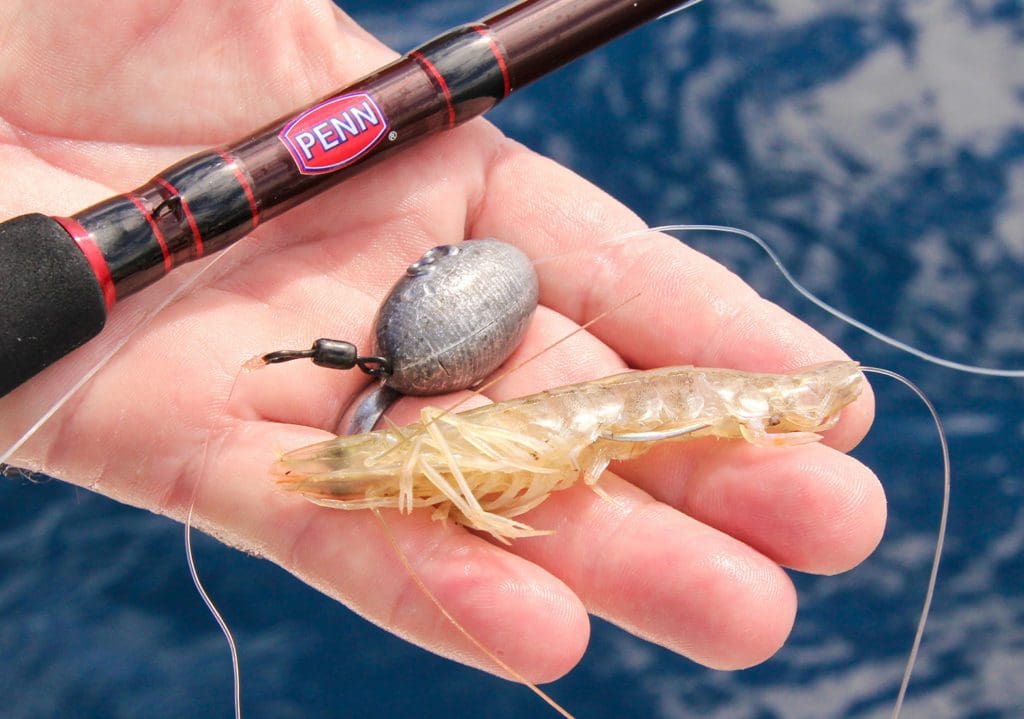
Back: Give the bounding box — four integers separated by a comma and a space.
637, 224, 1024, 378
185, 365, 250, 719
861, 367, 950, 719
187, 509, 242, 719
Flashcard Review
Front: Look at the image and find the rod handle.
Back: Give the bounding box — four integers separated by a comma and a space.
0, 213, 108, 397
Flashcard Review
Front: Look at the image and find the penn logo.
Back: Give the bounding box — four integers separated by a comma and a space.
279, 93, 389, 174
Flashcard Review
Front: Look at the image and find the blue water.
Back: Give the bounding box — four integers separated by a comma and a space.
3, 1, 1024, 717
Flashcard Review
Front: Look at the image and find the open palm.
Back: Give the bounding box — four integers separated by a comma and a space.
0, 0, 883, 684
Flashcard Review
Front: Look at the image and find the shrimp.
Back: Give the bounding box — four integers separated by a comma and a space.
273, 360, 864, 542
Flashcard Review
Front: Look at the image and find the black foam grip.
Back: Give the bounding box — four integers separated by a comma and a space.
0, 213, 108, 397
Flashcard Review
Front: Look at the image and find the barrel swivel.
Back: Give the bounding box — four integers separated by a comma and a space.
261, 339, 391, 378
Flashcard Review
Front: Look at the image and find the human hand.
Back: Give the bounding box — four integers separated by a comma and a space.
0, 0, 883, 684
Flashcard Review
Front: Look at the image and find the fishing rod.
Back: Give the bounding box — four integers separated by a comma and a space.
0, 0, 698, 398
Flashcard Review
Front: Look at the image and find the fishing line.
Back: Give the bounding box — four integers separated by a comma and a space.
0, 234, 246, 717
859, 367, 950, 719
635, 223, 963, 718
658, 0, 708, 21
643, 224, 1023, 377
187, 505, 242, 719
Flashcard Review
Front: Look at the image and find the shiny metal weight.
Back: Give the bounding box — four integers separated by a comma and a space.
374, 239, 539, 395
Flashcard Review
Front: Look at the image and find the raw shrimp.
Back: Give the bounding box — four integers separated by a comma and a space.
274, 360, 864, 542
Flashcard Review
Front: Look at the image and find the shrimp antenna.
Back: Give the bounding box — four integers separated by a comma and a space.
368, 291, 641, 465
860, 367, 949, 719
641, 224, 1024, 377
370, 508, 576, 719
473, 291, 641, 398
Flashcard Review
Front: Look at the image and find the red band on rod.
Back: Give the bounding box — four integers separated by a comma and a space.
53, 215, 116, 310
218, 150, 260, 228
411, 50, 456, 129
472, 24, 511, 97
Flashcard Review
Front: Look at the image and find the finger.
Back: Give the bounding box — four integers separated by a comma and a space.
508, 473, 798, 670
616, 440, 887, 575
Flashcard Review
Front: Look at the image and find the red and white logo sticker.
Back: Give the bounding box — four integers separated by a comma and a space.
279, 93, 389, 175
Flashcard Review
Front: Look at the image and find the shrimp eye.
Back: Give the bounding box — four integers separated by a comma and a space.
768, 413, 782, 427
